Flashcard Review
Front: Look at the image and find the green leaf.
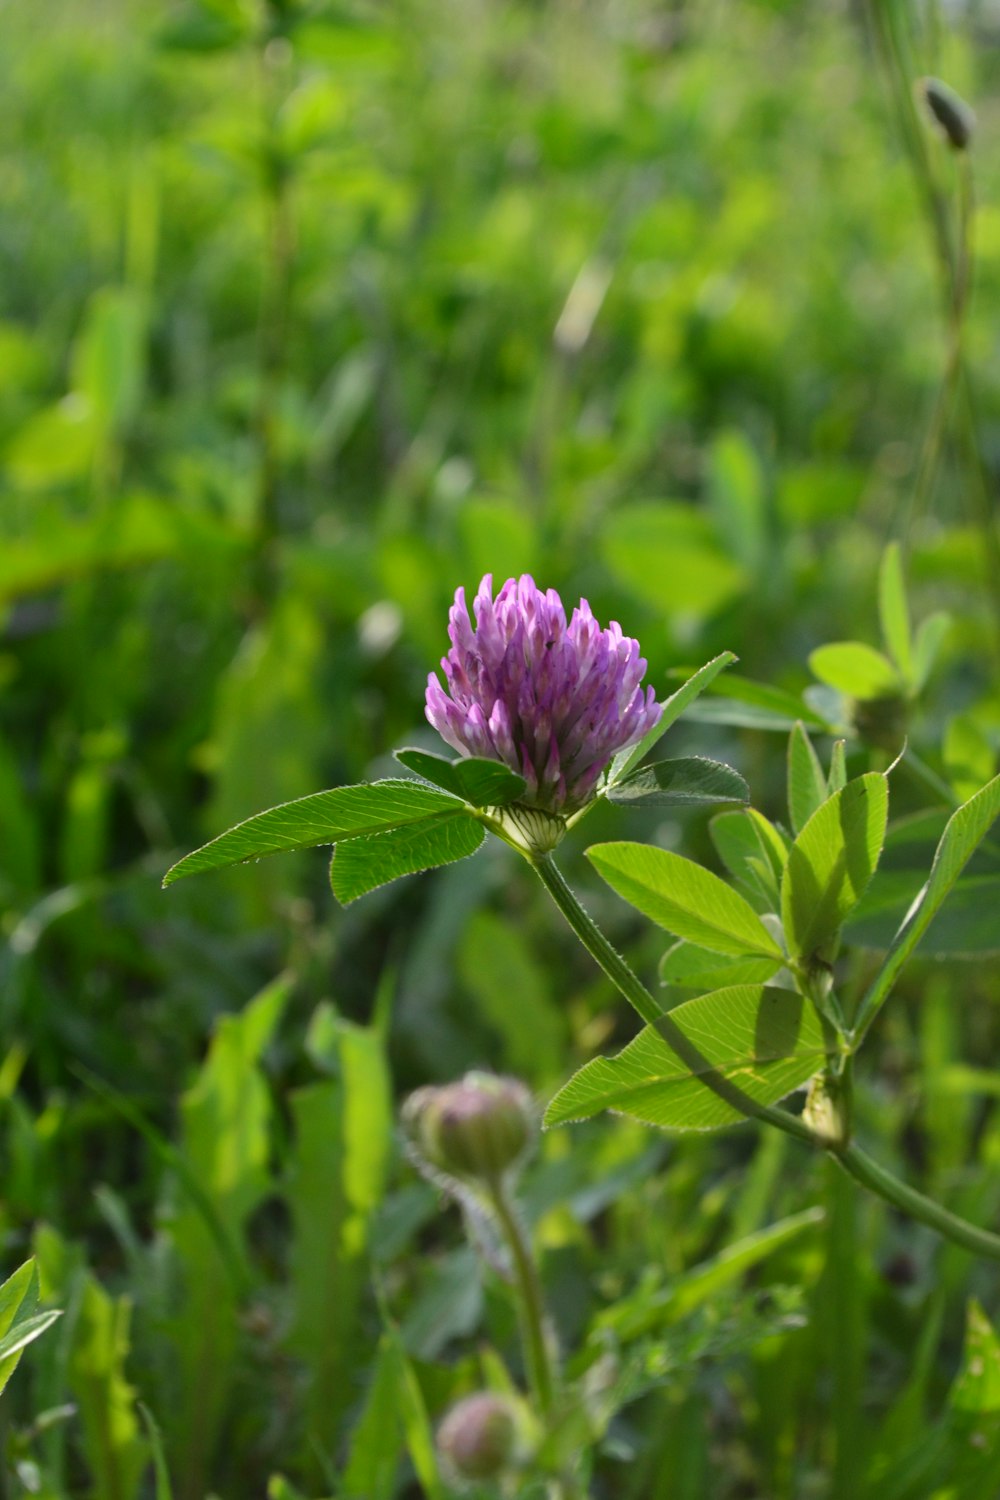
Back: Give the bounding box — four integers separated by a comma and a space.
854, 773, 1000, 1037
544, 985, 825, 1131
659, 941, 782, 990
951, 1301, 1000, 1417
288, 1013, 392, 1462
912, 612, 951, 691
606, 756, 749, 808
809, 642, 900, 699
787, 723, 828, 836
587, 843, 785, 960
340, 1336, 403, 1500
330, 812, 485, 903
0, 1261, 60, 1396
710, 808, 788, 906
781, 774, 889, 964
138, 1405, 174, 1500
393, 748, 526, 807
608, 651, 737, 782
879, 543, 914, 683
68, 1278, 148, 1500
827, 739, 847, 794
163, 779, 462, 885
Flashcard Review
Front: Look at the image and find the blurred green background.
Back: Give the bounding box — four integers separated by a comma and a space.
3, 0, 1000, 1495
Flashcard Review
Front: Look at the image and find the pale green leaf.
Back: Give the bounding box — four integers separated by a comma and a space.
163, 779, 461, 885
912, 612, 951, 691
809, 642, 900, 699
787, 723, 828, 836
544, 985, 825, 1132
827, 739, 847, 794
587, 843, 784, 960
659, 940, 782, 990
710, 808, 787, 906
781, 774, 888, 963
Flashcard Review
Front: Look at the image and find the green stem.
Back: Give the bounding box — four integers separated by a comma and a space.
488, 1179, 557, 1418
833, 1140, 1000, 1261
528, 848, 1000, 1260
529, 853, 818, 1145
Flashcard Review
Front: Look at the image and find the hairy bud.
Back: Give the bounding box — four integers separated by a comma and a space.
919, 77, 975, 150
403, 1073, 535, 1185
436, 1393, 522, 1484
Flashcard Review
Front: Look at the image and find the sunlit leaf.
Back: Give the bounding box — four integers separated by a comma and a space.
588, 843, 784, 960
781, 774, 888, 963
545, 985, 824, 1132
163, 780, 462, 885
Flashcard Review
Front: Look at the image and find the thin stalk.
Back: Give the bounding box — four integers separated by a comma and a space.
487, 1179, 556, 1418
833, 1140, 1000, 1261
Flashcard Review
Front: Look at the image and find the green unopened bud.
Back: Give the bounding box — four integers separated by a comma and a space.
436, 1393, 522, 1484
403, 1072, 535, 1185
919, 77, 975, 150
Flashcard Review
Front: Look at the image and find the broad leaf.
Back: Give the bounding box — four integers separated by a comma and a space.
544, 985, 825, 1131
163, 779, 461, 885
809, 641, 900, 699
787, 723, 827, 836
781, 774, 888, 963
854, 773, 1000, 1038
608, 651, 737, 783
330, 812, 485, 903
659, 940, 782, 990
393, 749, 526, 807
606, 756, 749, 808
588, 843, 785, 960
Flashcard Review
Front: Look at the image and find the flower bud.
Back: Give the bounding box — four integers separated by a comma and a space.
919, 77, 975, 150
403, 1072, 535, 1185
436, 1393, 521, 1484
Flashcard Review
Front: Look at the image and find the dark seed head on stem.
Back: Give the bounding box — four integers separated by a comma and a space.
919, 77, 975, 151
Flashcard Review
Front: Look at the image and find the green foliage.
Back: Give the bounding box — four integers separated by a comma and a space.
0, 1261, 61, 1397
6, 0, 1000, 1493
588, 843, 785, 960
545, 986, 825, 1132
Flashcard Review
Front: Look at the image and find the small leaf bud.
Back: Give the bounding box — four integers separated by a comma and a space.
403, 1073, 535, 1185
919, 77, 975, 150
436, 1392, 522, 1484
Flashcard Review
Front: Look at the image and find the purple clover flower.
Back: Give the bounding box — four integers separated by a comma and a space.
425, 574, 662, 814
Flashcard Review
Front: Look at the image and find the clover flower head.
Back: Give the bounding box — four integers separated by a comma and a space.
425, 574, 661, 814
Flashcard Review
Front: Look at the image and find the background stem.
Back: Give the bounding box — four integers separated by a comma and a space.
488, 1179, 557, 1418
